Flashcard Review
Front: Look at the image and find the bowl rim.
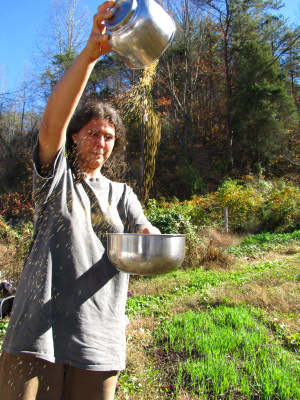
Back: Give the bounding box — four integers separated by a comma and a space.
107, 233, 186, 237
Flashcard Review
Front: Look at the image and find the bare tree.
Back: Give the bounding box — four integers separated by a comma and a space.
34, 0, 90, 99
0, 62, 41, 193
36, 0, 90, 61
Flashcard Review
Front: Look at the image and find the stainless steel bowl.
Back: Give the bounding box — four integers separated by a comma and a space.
105, 0, 176, 69
107, 233, 186, 275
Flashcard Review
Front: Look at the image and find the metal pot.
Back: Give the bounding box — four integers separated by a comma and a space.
105, 0, 176, 69
107, 233, 186, 275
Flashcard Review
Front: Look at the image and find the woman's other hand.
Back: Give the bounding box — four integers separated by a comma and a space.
84, 1, 116, 62
138, 226, 161, 234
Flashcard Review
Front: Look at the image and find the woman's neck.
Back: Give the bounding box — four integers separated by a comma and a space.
76, 159, 102, 179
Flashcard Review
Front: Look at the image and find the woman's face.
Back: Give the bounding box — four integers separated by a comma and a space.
72, 117, 116, 176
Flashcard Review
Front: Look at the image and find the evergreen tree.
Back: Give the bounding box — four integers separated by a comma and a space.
231, 39, 298, 173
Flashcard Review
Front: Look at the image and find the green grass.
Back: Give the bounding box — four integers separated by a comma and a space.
126, 258, 299, 316
241, 231, 300, 245
116, 233, 300, 399
1, 228, 299, 399
0, 317, 9, 344
152, 306, 300, 399
227, 230, 300, 257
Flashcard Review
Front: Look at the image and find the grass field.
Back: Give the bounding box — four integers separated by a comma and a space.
115, 232, 300, 399
1, 231, 299, 399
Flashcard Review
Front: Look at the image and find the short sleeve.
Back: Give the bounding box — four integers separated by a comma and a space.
123, 186, 152, 233
32, 143, 67, 207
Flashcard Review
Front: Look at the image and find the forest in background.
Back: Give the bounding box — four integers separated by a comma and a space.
0, 0, 299, 206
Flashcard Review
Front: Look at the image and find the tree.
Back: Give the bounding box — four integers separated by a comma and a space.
191, 0, 298, 172
280, 28, 300, 106
231, 39, 298, 172
0, 96, 40, 193
157, 0, 213, 157
84, 53, 140, 101
35, 0, 90, 99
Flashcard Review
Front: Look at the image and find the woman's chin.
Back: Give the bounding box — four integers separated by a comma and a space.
80, 156, 105, 170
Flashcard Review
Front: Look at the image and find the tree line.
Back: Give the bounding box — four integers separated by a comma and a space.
0, 0, 299, 203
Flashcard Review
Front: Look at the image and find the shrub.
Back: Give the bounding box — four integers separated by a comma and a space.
175, 163, 207, 198
145, 196, 190, 231
214, 177, 300, 233
144, 199, 207, 268
217, 178, 264, 232
0, 216, 33, 283
181, 193, 224, 230
146, 177, 300, 235
0, 192, 34, 221
257, 181, 300, 232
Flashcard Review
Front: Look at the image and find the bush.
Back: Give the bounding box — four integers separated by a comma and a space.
0, 216, 33, 283
217, 178, 264, 232
144, 199, 208, 268
146, 177, 300, 235
181, 193, 223, 230
0, 192, 34, 222
145, 198, 191, 234
257, 181, 300, 232
175, 163, 207, 199
216, 177, 300, 233
0, 177, 298, 281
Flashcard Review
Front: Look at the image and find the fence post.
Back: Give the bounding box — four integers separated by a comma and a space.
224, 207, 228, 233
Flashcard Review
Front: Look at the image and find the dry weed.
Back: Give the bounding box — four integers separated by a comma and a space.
207, 282, 300, 333
183, 229, 241, 271
282, 243, 300, 255
0, 244, 23, 283
116, 317, 168, 400
129, 274, 191, 298
204, 228, 242, 248
200, 239, 235, 270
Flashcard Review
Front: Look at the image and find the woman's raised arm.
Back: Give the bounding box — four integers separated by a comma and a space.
38, 1, 116, 171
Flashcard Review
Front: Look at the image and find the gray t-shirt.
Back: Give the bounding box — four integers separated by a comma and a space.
2, 145, 151, 371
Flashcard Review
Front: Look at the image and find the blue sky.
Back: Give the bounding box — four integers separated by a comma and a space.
0, 0, 299, 92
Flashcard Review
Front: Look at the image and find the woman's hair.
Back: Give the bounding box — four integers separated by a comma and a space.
66, 99, 126, 181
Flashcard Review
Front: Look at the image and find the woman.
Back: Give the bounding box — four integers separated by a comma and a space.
0, 2, 160, 399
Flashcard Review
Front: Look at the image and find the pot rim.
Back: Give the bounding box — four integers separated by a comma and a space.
107, 233, 186, 237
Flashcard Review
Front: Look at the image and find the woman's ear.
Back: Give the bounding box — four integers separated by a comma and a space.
71, 133, 77, 144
